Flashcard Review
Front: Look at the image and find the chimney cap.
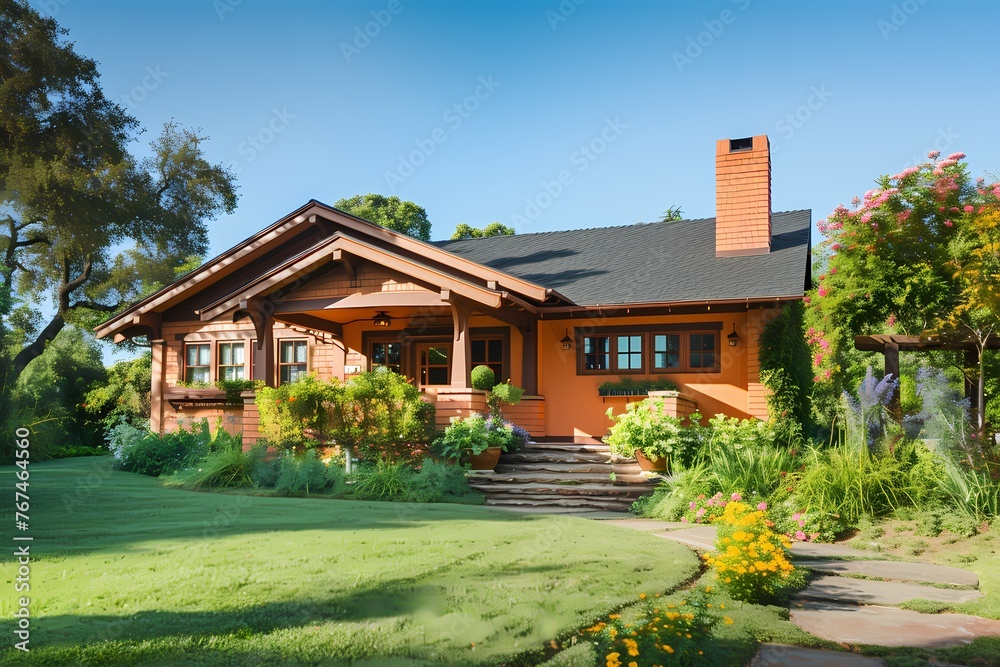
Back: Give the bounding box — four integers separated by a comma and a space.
729, 137, 754, 152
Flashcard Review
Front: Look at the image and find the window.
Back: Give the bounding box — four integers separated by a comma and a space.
218, 342, 246, 381
185, 344, 211, 383
279, 340, 308, 385
418, 344, 451, 386
471, 337, 504, 379
370, 341, 402, 374
616, 335, 643, 371
689, 332, 717, 370
578, 326, 722, 375
583, 335, 610, 371
653, 334, 681, 370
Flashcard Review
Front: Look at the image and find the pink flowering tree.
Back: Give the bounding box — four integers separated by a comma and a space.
806, 151, 1000, 429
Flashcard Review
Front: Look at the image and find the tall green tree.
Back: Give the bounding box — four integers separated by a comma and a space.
806, 151, 1000, 428
334, 194, 431, 241
451, 222, 515, 240
0, 1, 238, 392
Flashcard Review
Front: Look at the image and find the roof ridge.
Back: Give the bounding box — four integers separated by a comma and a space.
435, 210, 810, 244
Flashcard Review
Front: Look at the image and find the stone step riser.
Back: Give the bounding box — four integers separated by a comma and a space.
469, 487, 650, 499
502, 453, 613, 464
471, 474, 652, 485
486, 499, 635, 511
495, 463, 643, 475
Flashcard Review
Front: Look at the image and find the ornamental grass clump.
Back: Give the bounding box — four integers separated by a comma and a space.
586, 588, 726, 666
702, 501, 798, 604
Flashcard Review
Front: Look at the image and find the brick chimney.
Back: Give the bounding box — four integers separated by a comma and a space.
715, 135, 771, 256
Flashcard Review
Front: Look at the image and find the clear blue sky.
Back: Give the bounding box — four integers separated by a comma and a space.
46, 0, 1000, 252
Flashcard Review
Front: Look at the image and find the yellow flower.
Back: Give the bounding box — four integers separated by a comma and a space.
623, 638, 639, 657
663, 644, 675, 654
724, 616, 734, 625
606, 652, 622, 667
628, 663, 638, 667
639, 593, 647, 600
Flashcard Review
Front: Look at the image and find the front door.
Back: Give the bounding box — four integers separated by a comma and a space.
416, 343, 451, 390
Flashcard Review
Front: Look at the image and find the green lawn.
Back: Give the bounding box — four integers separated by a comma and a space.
0, 458, 698, 666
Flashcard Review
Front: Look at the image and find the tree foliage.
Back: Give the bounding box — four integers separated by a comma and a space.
806, 151, 1000, 427
0, 1, 237, 454
758, 300, 812, 433
451, 222, 515, 240
334, 193, 431, 241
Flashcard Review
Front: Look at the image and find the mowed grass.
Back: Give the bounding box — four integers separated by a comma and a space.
0, 458, 698, 666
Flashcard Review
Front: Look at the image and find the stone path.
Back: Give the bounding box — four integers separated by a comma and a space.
597, 517, 1000, 662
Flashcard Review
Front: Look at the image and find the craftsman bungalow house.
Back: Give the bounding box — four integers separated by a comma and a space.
96, 135, 811, 442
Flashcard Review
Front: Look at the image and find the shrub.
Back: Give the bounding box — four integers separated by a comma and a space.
331, 369, 436, 462
604, 399, 699, 470
596, 376, 678, 396
256, 375, 338, 448
631, 463, 714, 519
486, 380, 524, 419
249, 444, 282, 488
108, 420, 209, 477
434, 413, 525, 460
470, 365, 496, 391
586, 587, 725, 666
165, 446, 254, 490
939, 459, 1000, 521
707, 442, 796, 498
215, 379, 264, 404
406, 458, 483, 504
758, 300, 813, 432
274, 450, 331, 495
350, 459, 412, 500
702, 501, 799, 605
788, 443, 917, 526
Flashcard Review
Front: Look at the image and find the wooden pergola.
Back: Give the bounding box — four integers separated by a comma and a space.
854, 334, 1000, 414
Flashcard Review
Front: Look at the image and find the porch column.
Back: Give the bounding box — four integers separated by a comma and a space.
149, 339, 166, 434
449, 300, 472, 388
884, 341, 900, 417
252, 314, 275, 387
521, 321, 538, 395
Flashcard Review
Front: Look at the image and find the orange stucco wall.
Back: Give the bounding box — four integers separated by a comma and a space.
536, 311, 768, 440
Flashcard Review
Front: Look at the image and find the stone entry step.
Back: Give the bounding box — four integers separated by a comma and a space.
790, 601, 1000, 648
795, 574, 982, 606
794, 559, 979, 588
471, 442, 657, 512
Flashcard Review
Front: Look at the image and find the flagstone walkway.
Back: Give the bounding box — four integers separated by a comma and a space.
597, 517, 1000, 665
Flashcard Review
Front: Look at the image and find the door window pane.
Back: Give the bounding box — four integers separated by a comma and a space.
420, 345, 450, 386
471, 337, 504, 379
583, 336, 610, 370
371, 341, 402, 374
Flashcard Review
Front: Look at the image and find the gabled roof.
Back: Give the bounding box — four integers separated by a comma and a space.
435, 210, 811, 306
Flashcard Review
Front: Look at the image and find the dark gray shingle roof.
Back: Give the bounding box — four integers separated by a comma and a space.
435, 210, 811, 306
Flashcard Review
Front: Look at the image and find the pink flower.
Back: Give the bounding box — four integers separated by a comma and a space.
824, 369, 832, 380
757, 502, 768, 511
731, 492, 742, 501
696, 508, 706, 518
681, 517, 688, 523
803, 296, 811, 304
964, 205, 975, 213
689, 501, 697, 510
795, 530, 807, 541
831, 243, 841, 251
928, 150, 941, 159
830, 267, 837, 275
944, 220, 953, 227
947, 152, 966, 161
818, 286, 828, 297
860, 213, 872, 223
791, 513, 801, 521
898, 210, 911, 222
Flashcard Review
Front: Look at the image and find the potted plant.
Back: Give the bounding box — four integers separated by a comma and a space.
603, 398, 683, 472
433, 413, 528, 471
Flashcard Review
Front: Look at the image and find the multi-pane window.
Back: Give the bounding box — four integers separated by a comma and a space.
279, 340, 308, 385
616, 335, 643, 371
371, 341, 402, 374
419, 345, 451, 386
218, 342, 246, 381
583, 336, 611, 371
471, 337, 504, 379
689, 333, 717, 370
580, 329, 721, 374
185, 344, 211, 383
653, 334, 681, 370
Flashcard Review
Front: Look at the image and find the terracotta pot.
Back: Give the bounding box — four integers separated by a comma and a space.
634, 450, 668, 472
464, 447, 502, 471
